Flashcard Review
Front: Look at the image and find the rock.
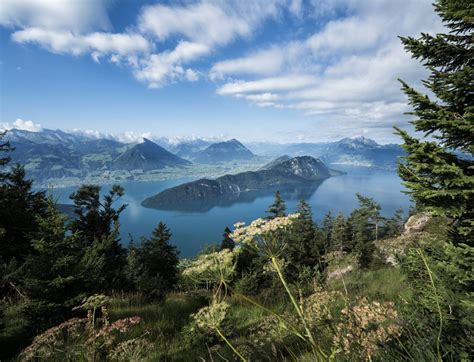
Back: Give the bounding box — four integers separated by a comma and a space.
404, 212, 432, 234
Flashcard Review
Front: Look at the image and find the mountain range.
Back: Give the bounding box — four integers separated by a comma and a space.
142, 156, 339, 209
2, 128, 403, 182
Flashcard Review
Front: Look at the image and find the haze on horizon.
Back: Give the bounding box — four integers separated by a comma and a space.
0, 0, 443, 143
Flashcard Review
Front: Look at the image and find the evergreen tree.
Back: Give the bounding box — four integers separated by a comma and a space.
70, 184, 127, 245
330, 213, 347, 252
20, 199, 84, 330
386, 208, 405, 237
356, 193, 384, 241
80, 223, 127, 292
135, 222, 180, 301
346, 195, 383, 268
0, 165, 47, 262
320, 211, 334, 253
0, 131, 13, 181
285, 200, 319, 281
220, 226, 235, 250
396, 0, 473, 242
266, 191, 286, 219
394, 1, 473, 357
70, 184, 128, 291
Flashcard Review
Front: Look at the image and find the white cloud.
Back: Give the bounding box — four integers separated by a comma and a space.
213, 0, 443, 131
1, 118, 43, 132
0, 0, 111, 32
138, 2, 251, 46
210, 47, 285, 79
133, 41, 210, 87
217, 75, 318, 95
12, 28, 151, 61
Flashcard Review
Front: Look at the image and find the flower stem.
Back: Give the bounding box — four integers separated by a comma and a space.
215, 327, 246, 361
271, 257, 320, 355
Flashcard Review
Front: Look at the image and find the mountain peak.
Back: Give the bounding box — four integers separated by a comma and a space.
192, 138, 254, 164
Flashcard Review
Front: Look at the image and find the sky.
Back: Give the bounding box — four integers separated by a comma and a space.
0, 0, 443, 143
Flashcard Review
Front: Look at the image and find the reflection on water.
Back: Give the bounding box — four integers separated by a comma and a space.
52, 167, 411, 257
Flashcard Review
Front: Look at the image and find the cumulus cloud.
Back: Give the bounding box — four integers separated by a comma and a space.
217, 75, 318, 95
1, 0, 445, 138
213, 0, 443, 128
210, 47, 286, 79
1, 118, 43, 132
0, 0, 111, 32
133, 41, 210, 87
138, 2, 251, 46
12, 28, 151, 61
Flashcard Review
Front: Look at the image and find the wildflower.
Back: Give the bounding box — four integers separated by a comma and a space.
230, 214, 299, 257
192, 301, 230, 332
302, 287, 343, 327
20, 318, 88, 360
333, 297, 400, 359
109, 335, 154, 361
182, 248, 238, 285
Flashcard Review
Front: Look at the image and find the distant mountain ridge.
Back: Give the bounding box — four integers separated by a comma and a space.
246, 136, 403, 170
111, 139, 190, 171
142, 156, 337, 208
191, 139, 255, 164
4, 129, 190, 180
3, 128, 403, 182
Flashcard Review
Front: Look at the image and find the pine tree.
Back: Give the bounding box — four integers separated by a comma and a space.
70, 184, 127, 245
285, 200, 319, 281
386, 208, 405, 237
394, 2, 473, 357
70, 184, 128, 291
20, 199, 84, 330
0, 131, 13, 181
320, 211, 334, 253
356, 193, 384, 241
0, 165, 47, 262
266, 191, 286, 219
396, 0, 473, 242
135, 222, 180, 301
346, 195, 383, 268
330, 213, 347, 252
220, 226, 235, 250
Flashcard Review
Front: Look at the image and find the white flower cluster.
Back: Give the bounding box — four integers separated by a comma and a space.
192, 301, 230, 331
182, 248, 237, 284
230, 214, 300, 244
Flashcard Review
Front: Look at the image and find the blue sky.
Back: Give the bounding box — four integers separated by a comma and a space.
0, 0, 442, 143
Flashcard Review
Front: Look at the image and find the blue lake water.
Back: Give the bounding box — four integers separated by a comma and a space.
52, 167, 411, 257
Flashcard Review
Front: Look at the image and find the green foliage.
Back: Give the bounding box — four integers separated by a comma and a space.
392, 1, 474, 359
220, 226, 235, 250
266, 190, 286, 219
397, 236, 473, 359
132, 222, 180, 301
19, 199, 85, 330
330, 213, 347, 252
70, 184, 127, 245
70, 184, 128, 292
284, 200, 320, 281
385, 208, 405, 237
0, 165, 47, 263
346, 194, 383, 268
396, 0, 473, 241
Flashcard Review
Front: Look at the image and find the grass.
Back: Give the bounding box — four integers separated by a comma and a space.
329, 265, 412, 303
0, 303, 31, 360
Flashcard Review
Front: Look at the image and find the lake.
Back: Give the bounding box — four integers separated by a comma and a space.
52, 167, 411, 257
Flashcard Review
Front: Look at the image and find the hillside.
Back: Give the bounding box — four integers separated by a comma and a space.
192, 139, 255, 164
142, 156, 335, 207
111, 138, 190, 171
247, 136, 404, 170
